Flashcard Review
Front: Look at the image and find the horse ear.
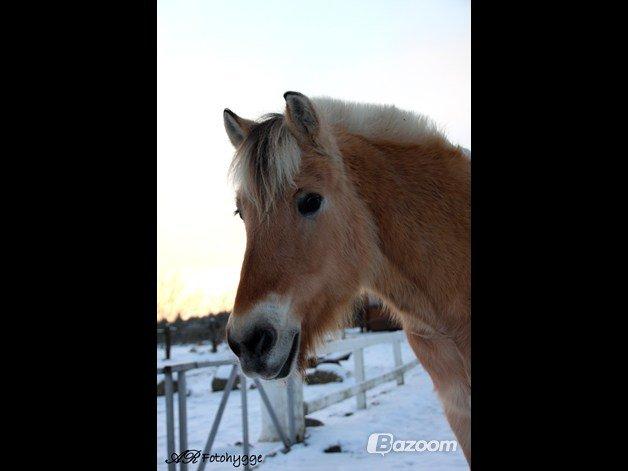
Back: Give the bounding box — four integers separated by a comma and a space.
223, 109, 253, 148
283, 91, 319, 141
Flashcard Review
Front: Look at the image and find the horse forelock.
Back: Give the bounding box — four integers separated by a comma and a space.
228, 98, 448, 217
229, 113, 300, 214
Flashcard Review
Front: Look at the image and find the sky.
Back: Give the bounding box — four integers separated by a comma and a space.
157, 0, 470, 320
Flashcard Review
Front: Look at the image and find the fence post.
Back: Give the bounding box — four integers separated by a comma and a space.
164, 326, 172, 360
239, 369, 251, 471
258, 373, 305, 443
177, 370, 188, 471
393, 340, 404, 385
255, 379, 291, 452
286, 375, 297, 444
163, 366, 176, 471
354, 348, 366, 409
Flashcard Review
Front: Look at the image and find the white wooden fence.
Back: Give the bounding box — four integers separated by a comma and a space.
158, 330, 418, 468
309, 330, 417, 412
261, 330, 418, 440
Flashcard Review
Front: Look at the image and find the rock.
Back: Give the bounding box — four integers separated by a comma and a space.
306, 352, 352, 368
212, 365, 241, 391
319, 352, 351, 365
313, 362, 347, 379
211, 376, 240, 392
324, 444, 342, 453
157, 380, 177, 396
334, 352, 351, 363
305, 369, 343, 385
305, 417, 324, 427
343, 412, 353, 417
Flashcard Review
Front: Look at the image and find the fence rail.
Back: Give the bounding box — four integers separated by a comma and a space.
303, 330, 417, 414
317, 330, 407, 355
157, 359, 235, 374
304, 359, 418, 414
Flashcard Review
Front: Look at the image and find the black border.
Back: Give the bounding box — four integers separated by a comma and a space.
19, 1, 576, 469
26, 1, 158, 467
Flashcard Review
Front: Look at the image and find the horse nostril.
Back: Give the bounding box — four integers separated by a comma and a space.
227, 333, 241, 357
243, 328, 276, 357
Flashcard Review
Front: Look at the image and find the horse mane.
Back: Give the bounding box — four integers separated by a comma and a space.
311, 97, 446, 146
229, 98, 452, 213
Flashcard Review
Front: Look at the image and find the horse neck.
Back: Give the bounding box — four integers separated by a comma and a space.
336, 130, 471, 335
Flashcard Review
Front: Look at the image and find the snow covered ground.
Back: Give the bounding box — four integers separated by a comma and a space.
157, 332, 468, 470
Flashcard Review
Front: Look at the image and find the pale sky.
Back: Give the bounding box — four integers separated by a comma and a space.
157, 0, 470, 320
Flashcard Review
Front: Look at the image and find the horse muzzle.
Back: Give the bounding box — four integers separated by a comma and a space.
227, 324, 300, 380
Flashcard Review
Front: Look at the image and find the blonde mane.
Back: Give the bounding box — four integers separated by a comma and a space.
312, 97, 446, 145
229, 98, 454, 213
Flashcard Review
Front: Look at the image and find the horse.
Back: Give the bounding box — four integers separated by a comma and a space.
222, 92, 470, 463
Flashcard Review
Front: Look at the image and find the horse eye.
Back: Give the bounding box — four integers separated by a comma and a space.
234, 208, 243, 220
297, 193, 323, 217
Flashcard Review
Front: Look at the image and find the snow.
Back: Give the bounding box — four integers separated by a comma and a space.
157, 333, 468, 470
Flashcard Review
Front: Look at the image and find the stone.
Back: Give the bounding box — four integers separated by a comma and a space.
324, 444, 342, 453
305, 369, 343, 385
305, 417, 324, 427
157, 379, 177, 396
211, 376, 240, 392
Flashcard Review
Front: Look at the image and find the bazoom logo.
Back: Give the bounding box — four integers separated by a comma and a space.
367, 433, 458, 456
